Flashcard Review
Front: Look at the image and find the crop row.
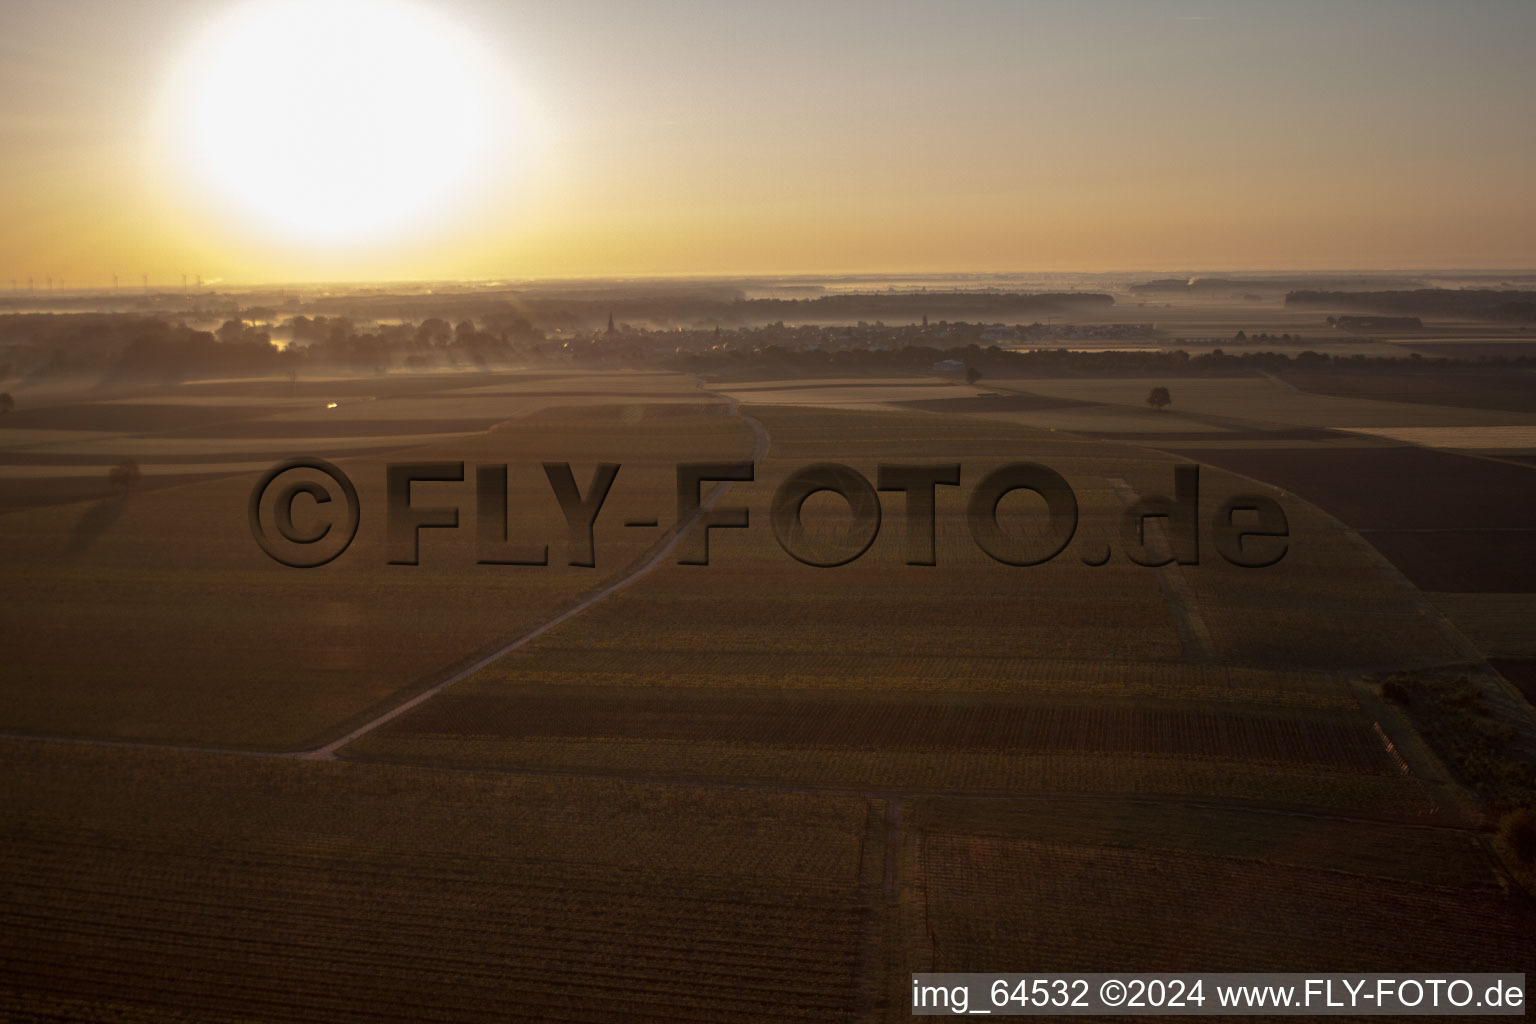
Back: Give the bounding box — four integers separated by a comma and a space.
402, 694, 1398, 775
916, 833, 1531, 973
1, 840, 865, 1023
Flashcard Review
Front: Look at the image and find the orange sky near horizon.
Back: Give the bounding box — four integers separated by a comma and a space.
3, 0, 1535, 287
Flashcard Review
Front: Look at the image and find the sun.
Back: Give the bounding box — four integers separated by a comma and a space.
161, 0, 507, 245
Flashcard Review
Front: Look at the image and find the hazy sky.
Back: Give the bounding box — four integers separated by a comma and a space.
3, 0, 1535, 284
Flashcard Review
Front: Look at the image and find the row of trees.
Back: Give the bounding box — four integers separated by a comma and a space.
4, 311, 1533, 385
0, 312, 551, 383
665, 342, 1536, 378
1287, 289, 1536, 322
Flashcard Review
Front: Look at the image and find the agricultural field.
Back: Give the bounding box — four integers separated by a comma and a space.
711, 376, 990, 409
903, 800, 1532, 977
332, 393, 1532, 1005
0, 739, 877, 1023
962, 370, 1536, 669
5, 0, 1536, 1005
977, 374, 1536, 433
1164, 443, 1536, 593
0, 371, 755, 747
2, 365, 1533, 1021
1277, 369, 1536, 416
0, 370, 717, 509
348, 403, 1468, 821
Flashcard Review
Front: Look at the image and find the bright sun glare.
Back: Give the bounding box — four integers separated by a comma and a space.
163, 0, 506, 245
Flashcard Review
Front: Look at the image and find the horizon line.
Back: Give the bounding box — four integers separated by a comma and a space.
6, 266, 1536, 296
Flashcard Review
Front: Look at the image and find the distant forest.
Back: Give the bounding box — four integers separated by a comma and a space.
722, 292, 1113, 319
1, 290, 1116, 333
351, 291, 1117, 330
0, 315, 289, 381
1286, 289, 1536, 322
666, 344, 1536, 379
1132, 276, 1427, 294
0, 313, 541, 382
2, 311, 1533, 390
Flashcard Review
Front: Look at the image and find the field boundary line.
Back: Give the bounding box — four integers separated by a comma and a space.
1258, 369, 1306, 394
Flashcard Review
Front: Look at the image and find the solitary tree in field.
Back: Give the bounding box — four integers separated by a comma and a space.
0, 392, 12, 415
108, 458, 140, 497
965, 365, 983, 386
1146, 386, 1172, 410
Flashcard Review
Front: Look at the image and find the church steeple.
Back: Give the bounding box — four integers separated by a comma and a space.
606, 310, 615, 335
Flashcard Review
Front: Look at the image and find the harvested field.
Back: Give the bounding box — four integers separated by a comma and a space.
894, 393, 1092, 414
1348, 425, 1536, 451
1278, 370, 1536, 416
1170, 443, 1536, 592
715, 378, 989, 409
983, 374, 1536, 430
